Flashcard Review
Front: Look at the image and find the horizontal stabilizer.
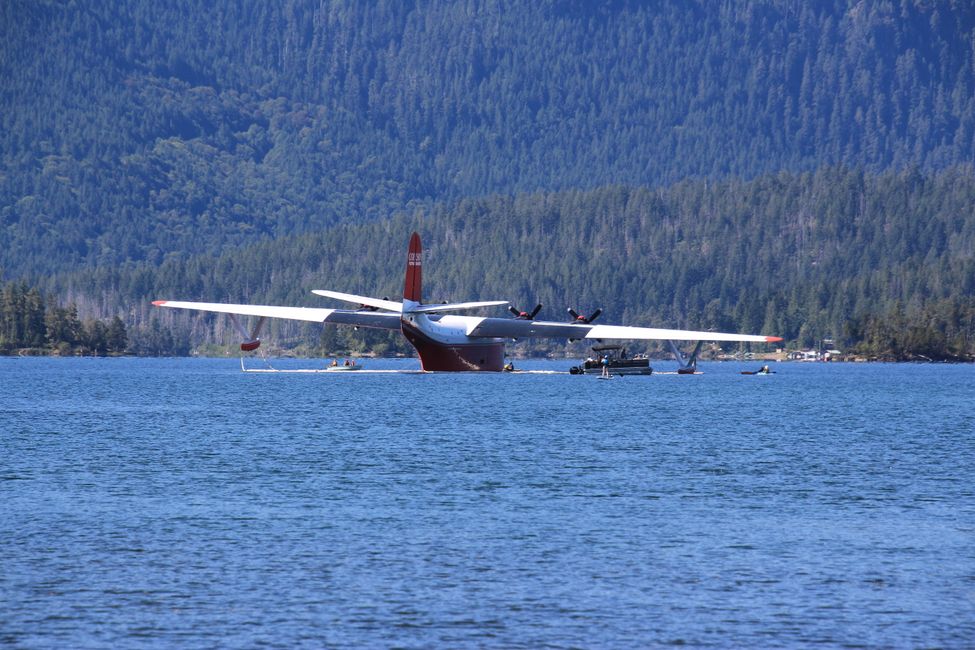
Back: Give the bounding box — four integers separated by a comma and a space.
312, 290, 403, 312
408, 300, 509, 314
313, 289, 505, 314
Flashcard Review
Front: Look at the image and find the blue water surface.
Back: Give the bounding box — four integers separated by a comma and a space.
1, 357, 973, 648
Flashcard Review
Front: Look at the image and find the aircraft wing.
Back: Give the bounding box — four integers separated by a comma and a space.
583, 324, 781, 343
464, 316, 781, 343
152, 300, 402, 330
464, 318, 591, 338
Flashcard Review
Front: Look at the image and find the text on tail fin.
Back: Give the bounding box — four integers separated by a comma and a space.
404, 232, 422, 303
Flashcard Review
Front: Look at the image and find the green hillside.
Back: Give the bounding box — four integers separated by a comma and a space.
3, 1, 975, 277
42, 168, 974, 360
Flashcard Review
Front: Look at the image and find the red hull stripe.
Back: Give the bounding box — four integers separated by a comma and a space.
404, 232, 422, 302
401, 320, 505, 371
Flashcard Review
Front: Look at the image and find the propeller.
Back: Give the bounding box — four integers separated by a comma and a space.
509, 303, 543, 320
567, 307, 603, 324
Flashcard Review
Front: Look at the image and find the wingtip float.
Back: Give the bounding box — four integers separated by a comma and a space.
153, 233, 783, 371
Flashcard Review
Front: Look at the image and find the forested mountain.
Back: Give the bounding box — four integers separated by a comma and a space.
47, 168, 975, 360
3, 1, 975, 278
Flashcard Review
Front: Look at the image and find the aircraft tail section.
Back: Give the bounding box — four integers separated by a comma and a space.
404, 232, 422, 305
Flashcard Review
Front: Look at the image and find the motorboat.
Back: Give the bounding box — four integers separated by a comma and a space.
325, 360, 362, 371
569, 345, 652, 375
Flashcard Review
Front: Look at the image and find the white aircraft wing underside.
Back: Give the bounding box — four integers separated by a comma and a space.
584, 324, 777, 343
465, 318, 593, 338
465, 317, 778, 342
153, 301, 402, 330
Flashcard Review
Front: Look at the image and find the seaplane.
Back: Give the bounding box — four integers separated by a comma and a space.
153, 232, 782, 371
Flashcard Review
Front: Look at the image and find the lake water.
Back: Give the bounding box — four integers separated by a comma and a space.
1, 357, 973, 648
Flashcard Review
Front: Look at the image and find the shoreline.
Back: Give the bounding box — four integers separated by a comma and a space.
3, 350, 971, 364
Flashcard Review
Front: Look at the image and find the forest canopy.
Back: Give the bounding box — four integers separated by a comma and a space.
42, 167, 975, 361
3, 1, 975, 277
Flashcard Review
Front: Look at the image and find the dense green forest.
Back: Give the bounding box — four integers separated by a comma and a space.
3, 2, 974, 359
0, 281, 128, 355
45, 168, 975, 361
3, 1, 975, 278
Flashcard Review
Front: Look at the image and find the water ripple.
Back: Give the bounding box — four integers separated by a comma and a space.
1, 357, 973, 648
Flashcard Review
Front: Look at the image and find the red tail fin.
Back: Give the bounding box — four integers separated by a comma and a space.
403, 232, 422, 303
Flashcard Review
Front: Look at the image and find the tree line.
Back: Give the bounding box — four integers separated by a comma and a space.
0, 282, 128, 355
